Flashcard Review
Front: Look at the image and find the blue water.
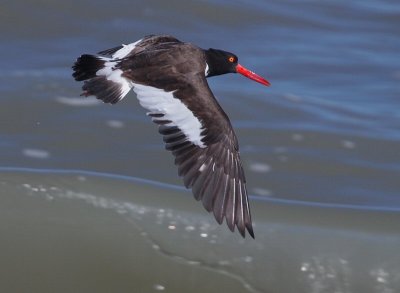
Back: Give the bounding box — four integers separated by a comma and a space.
1, 0, 400, 209
1, 1, 400, 292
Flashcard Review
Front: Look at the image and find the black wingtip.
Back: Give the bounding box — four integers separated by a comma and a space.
213, 207, 255, 239
247, 225, 255, 239
238, 226, 246, 238
237, 222, 255, 239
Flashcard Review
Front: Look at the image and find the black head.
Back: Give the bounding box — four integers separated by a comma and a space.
204, 48, 270, 86
205, 48, 238, 77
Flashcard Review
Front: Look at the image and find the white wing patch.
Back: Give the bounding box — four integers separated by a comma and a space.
112, 39, 142, 59
90, 39, 205, 148
95, 39, 143, 101
132, 83, 206, 148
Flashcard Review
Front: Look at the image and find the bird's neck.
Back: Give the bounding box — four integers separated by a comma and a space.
204, 49, 223, 77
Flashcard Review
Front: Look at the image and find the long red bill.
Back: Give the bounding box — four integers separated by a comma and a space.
236, 64, 271, 87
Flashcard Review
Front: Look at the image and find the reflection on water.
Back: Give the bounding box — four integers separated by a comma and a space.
1, 168, 400, 293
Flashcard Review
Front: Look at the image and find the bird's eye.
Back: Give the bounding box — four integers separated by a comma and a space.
228, 56, 235, 63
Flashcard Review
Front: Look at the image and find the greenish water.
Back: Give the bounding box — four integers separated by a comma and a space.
1, 168, 400, 293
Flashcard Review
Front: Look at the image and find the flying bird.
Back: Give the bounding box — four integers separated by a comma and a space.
72, 35, 270, 238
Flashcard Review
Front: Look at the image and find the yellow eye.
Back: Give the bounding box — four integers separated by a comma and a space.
228, 56, 235, 63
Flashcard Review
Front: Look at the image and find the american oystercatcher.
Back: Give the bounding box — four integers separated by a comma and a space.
72, 35, 270, 238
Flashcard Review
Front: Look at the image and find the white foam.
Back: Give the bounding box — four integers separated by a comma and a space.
249, 162, 271, 173
56, 96, 102, 106
22, 148, 50, 159
106, 120, 125, 129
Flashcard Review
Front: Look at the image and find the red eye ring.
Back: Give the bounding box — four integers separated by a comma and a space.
228, 56, 235, 63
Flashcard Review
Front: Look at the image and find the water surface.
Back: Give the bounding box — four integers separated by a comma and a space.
1, 0, 400, 292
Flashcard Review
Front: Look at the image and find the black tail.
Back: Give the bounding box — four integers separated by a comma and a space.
72, 54, 105, 81
72, 54, 132, 104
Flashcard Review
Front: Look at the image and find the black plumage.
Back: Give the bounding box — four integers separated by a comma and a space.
72, 35, 271, 238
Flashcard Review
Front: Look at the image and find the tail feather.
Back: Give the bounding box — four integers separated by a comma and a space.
72, 54, 105, 81
72, 54, 132, 104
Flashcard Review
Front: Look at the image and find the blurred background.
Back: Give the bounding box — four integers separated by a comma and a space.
1, 0, 399, 292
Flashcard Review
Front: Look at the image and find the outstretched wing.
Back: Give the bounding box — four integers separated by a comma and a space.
73, 38, 254, 238
129, 73, 254, 238
158, 119, 254, 238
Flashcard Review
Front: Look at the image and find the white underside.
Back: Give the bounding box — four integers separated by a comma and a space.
132, 83, 206, 148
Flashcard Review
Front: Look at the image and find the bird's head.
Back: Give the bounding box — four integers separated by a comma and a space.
205, 48, 270, 86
